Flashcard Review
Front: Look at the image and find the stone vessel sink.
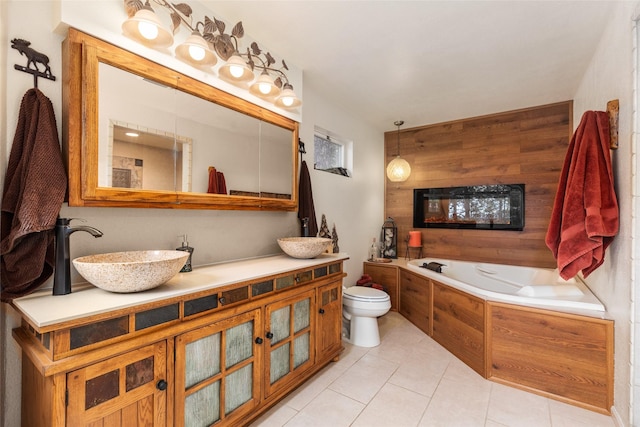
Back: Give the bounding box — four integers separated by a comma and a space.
277, 237, 332, 259
72, 250, 190, 293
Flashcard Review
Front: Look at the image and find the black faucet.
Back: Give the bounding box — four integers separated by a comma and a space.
53, 218, 103, 295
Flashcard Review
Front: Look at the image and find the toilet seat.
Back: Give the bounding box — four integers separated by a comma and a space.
343, 286, 390, 302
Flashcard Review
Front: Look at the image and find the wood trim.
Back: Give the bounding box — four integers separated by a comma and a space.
607, 99, 619, 149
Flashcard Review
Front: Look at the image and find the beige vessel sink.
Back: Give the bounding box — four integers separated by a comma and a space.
72, 250, 190, 293
277, 237, 332, 259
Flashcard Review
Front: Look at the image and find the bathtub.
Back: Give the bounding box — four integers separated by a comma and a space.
406, 258, 605, 313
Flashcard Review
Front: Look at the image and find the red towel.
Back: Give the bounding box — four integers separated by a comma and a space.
207, 167, 227, 195
207, 166, 218, 194
545, 111, 619, 280
216, 171, 227, 195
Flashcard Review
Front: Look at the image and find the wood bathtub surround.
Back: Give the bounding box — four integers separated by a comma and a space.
369, 260, 614, 414
384, 101, 573, 268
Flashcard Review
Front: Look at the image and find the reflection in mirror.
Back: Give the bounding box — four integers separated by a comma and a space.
99, 62, 292, 198
109, 122, 192, 192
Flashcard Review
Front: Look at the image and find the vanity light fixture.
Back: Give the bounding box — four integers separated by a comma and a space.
123, 0, 302, 109
386, 120, 411, 182
122, 0, 174, 48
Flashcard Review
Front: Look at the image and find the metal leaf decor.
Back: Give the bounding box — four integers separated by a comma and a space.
203, 16, 216, 34
214, 34, 235, 60
170, 12, 181, 34
265, 52, 275, 67
274, 76, 283, 88
250, 42, 261, 56
214, 17, 226, 34
282, 60, 289, 71
231, 22, 244, 39
123, 0, 143, 18
172, 2, 192, 17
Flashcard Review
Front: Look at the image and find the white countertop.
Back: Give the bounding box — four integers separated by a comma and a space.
12, 253, 349, 329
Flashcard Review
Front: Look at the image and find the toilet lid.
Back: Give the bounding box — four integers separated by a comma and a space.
344, 286, 389, 300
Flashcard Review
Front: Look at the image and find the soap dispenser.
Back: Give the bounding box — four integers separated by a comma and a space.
176, 235, 194, 272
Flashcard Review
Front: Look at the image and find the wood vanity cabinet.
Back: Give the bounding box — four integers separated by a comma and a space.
363, 262, 398, 310
398, 269, 431, 334
13, 258, 346, 427
316, 279, 343, 360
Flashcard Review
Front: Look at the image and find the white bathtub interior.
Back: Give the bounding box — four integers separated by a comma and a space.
406, 258, 605, 313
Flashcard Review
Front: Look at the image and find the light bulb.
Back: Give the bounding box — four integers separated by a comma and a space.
138, 21, 159, 40
229, 65, 245, 78
259, 82, 272, 95
188, 44, 205, 61
281, 96, 294, 107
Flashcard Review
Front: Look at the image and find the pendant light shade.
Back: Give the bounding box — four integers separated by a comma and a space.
122, 3, 174, 48
219, 52, 255, 82
386, 157, 411, 182
386, 120, 411, 182
249, 70, 281, 98
175, 31, 217, 67
274, 83, 302, 109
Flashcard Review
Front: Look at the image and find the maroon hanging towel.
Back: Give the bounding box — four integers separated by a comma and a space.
1, 88, 67, 302
298, 160, 318, 236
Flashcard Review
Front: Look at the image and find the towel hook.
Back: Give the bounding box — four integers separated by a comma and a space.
11, 38, 56, 88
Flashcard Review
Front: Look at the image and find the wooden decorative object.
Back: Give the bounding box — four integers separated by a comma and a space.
607, 99, 619, 149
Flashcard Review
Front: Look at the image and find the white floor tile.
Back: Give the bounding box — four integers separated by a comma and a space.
351, 382, 430, 427
252, 311, 617, 427
487, 382, 551, 427
284, 389, 364, 427
328, 353, 399, 404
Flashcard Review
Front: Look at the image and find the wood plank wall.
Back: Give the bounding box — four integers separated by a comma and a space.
384, 101, 572, 268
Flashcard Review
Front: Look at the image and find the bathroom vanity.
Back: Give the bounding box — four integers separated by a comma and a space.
12, 254, 347, 426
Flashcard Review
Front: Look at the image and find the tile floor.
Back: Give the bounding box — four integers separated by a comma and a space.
252, 311, 616, 427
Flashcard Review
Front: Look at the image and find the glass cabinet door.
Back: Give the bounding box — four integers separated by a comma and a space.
174, 309, 262, 426
264, 289, 315, 398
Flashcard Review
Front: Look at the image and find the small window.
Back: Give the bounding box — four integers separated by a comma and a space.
314, 127, 352, 177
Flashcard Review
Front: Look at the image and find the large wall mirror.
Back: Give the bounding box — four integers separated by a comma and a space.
63, 29, 298, 211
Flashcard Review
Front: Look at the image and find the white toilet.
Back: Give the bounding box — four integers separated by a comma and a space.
342, 286, 391, 347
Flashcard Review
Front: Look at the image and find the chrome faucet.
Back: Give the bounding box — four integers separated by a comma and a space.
53, 217, 103, 295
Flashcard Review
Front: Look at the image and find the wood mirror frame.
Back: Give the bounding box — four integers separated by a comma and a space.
62, 28, 299, 211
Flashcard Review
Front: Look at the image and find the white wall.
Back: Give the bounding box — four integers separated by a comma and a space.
0, 2, 384, 425
572, 2, 638, 425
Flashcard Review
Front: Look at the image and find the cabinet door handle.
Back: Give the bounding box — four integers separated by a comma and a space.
219, 297, 226, 305
265, 331, 274, 339
319, 308, 325, 314
255, 337, 263, 344
156, 380, 167, 391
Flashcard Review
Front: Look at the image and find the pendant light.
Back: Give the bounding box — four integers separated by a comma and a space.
386, 120, 411, 182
